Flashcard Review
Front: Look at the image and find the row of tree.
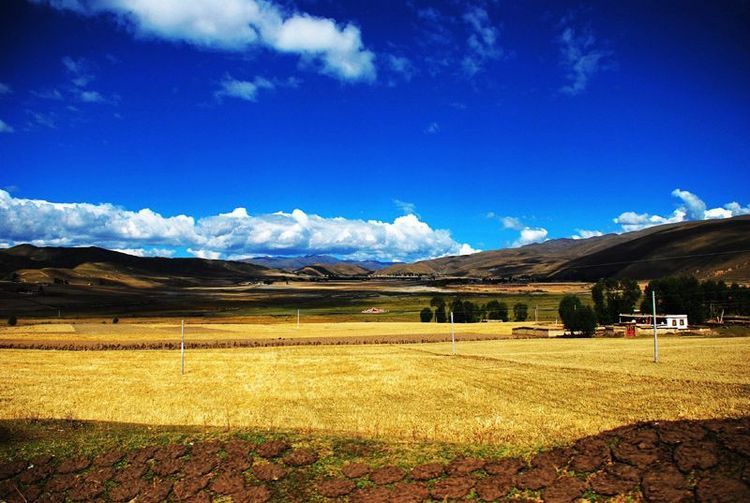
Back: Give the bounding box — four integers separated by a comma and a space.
420, 297, 529, 323
562, 276, 750, 336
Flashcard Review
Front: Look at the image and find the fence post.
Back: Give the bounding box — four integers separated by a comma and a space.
652, 291, 659, 363
181, 319, 185, 375
450, 311, 456, 355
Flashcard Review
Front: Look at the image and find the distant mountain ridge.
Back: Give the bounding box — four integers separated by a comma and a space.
378, 215, 750, 281
241, 254, 395, 272
2, 216, 749, 285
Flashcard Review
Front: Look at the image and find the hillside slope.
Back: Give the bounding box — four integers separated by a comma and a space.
0, 245, 274, 286
379, 216, 750, 281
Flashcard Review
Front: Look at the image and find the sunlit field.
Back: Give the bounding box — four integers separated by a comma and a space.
0, 320, 524, 345
3, 335, 749, 455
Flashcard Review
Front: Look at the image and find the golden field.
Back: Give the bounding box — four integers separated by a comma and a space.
0, 320, 522, 344
2, 333, 749, 454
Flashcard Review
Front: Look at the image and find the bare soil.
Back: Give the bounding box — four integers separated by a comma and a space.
1, 417, 749, 502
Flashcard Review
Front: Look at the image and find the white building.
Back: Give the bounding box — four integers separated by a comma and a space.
618, 313, 689, 330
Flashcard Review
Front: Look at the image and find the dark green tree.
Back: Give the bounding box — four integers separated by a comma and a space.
7, 315, 17, 326
591, 278, 641, 325
486, 300, 509, 321
513, 302, 529, 321
435, 304, 447, 323
558, 294, 582, 328
642, 276, 706, 323
451, 298, 465, 323
419, 307, 433, 323
569, 306, 598, 337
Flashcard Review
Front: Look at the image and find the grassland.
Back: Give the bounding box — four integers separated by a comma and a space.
0, 320, 526, 348
2, 334, 748, 459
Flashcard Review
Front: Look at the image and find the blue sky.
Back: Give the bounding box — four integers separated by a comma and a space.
1, 0, 749, 261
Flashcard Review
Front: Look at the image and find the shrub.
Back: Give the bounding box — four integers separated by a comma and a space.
419, 307, 433, 323
7, 316, 17, 326
112, 317, 119, 324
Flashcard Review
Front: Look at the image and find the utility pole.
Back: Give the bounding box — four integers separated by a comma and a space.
450, 311, 456, 355
181, 319, 185, 375
534, 305, 538, 322
652, 291, 659, 363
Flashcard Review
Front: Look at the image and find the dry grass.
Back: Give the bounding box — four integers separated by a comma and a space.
2, 335, 749, 454
0, 321, 522, 344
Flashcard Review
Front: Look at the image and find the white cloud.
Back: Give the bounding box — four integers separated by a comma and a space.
0, 83, 11, 95
385, 54, 416, 82
461, 6, 502, 77
39, 0, 376, 82
393, 199, 417, 216
215, 75, 274, 102
187, 248, 222, 260
500, 216, 523, 231
571, 229, 603, 240
0, 119, 14, 133
558, 22, 609, 96
112, 247, 176, 258
513, 227, 548, 247
80, 90, 105, 103
0, 190, 474, 262
613, 189, 750, 232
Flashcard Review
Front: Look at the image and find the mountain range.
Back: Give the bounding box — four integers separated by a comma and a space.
1, 216, 749, 286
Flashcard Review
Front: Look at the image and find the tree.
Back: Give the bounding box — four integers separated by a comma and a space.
451, 298, 465, 323
513, 303, 529, 321
419, 307, 433, 323
7, 315, 17, 326
112, 317, 119, 324
435, 304, 447, 323
430, 296, 446, 309
486, 300, 509, 321
642, 276, 706, 323
591, 278, 641, 325
558, 294, 582, 328
570, 306, 597, 337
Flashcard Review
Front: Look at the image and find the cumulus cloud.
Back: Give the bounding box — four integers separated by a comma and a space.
112, 248, 176, 258
571, 229, 603, 240
0, 190, 474, 262
491, 214, 548, 247
613, 189, 750, 232
37, 0, 376, 82
513, 227, 548, 247
500, 216, 523, 231
0, 119, 14, 133
558, 20, 610, 96
215, 75, 274, 102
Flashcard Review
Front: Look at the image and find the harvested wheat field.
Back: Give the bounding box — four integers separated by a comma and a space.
0, 321, 523, 349
2, 336, 749, 454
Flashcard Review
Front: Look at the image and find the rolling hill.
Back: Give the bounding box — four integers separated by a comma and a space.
0, 245, 275, 287
378, 216, 750, 281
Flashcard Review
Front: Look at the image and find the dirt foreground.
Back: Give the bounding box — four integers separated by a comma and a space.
1, 417, 749, 502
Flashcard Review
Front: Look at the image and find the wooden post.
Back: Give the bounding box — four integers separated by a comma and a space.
181, 319, 185, 375
450, 311, 456, 355
652, 291, 659, 363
